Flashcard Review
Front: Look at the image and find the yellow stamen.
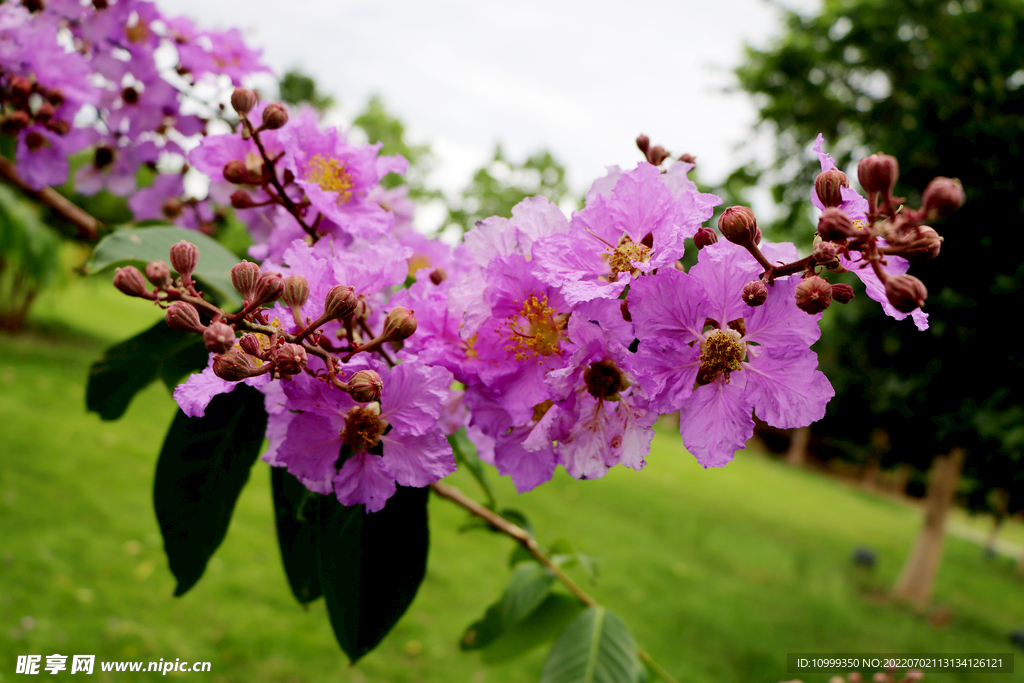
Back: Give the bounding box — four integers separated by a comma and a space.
605, 235, 651, 282
502, 293, 567, 361
342, 404, 386, 453
306, 154, 354, 202
697, 328, 746, 385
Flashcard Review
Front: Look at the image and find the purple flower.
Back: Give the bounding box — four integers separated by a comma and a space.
629, 240, 834, 468
129, 173, 186, 221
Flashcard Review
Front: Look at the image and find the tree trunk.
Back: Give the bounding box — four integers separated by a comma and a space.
785, 426, 810, 466
892, 447, 964, 607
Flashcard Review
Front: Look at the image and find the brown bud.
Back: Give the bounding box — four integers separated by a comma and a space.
814, 168, 849, 208
260, 103, 288, 130
9, 76, 33, 97
113, 266, 150, 298
830, 282, 855, 304
693, 227, 718, 249
165, 301, 205, 333
169, 240, 198, 281
252, 272, 284, 306
212, 349, 261, 382
144, 260, 172, 288
795, 276, 832, 314
45, 88, 64, 108
921, 177, 964, 219
742, 280, 768, 307
230, 189, 256, 208
223, 159, 247, 184
203, 321, 236, 353
1, 111, 31, 136
238, 333, 262, 357
34, 101, 55, 123
348, 370, 383, 403
231, 260, 261, 300
812, 240, 842, 265
891, 225, 942, 263
848, 672, 863, 683
230, 87, 257, 115
382, 306, 417, 342
281, 275, 310, 310
272, 343, 307, 375
635, 135, 650, 154
429, 268, 448, 285
884, 274, 927, 313
647, 145, 670, 166
857, 153, 899, 194
817, 207, 857, 242
161, 197, 183, 219
717, 206, 759, 246
678, 153, 696, 164
323, 284, 358, 320
44, 119, 70, 135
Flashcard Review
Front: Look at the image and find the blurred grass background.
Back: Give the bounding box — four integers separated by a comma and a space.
1, 272, 1023, 683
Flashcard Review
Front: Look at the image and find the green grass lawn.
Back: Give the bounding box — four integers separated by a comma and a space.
1, 275, 1022, 683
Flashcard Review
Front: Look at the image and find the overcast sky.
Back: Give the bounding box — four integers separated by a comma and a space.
172, 0, 820, 211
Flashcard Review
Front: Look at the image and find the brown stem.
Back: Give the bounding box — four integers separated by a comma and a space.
245, 119, 318, 241
0, 157, 100, 239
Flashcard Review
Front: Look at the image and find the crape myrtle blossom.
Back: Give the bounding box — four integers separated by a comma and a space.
629, 239, 834, 468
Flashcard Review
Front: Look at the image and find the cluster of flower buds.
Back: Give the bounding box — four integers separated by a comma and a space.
0, 73, 68, 139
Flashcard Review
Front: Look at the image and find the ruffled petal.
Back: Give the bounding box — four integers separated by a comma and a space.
678, 376, 754, 468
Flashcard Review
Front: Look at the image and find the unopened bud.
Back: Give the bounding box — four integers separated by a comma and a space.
815, 168, 849, 208
884, 274, 927, 313
238, 333, 262, 357
678, 153, 696, 164
693, 227, 718, 249
169, 240, 198, 281
857, 153, 899, 194
717, 206, 759, 246
742, 280, 768, 307
795, 276, 832, 314
812, 240, 842, 265
161, 197, 183, 219
9, 76, 33, 97
348, 370, 383, 403
647, 145, 670, 166
921, 177, 964, 219
230, 87, 257, 115
113, 266, 149, 298
635, 135, 650, 154
35, 101, 55, 122
323, 284, 358, 320
45, 119, 70, 135
145, 260, 172, 288
165, 301, 205, 333
230, 189, 256, 208
847, 673, 862, 683
1, 111, 31, 136
260, 103, 288, 130
223, 159, 247, 184
281, 275, 310, 309
830, 282, 855, 304
817, 207, 857, 242
272, 343, 307, 375
891, 225, 943, 263
231, 261, 261, 300
382, 306, 417, 342
203, 321, 236, 353
212, 349, 261, 382
429, 268, 447, 285
252, 272, 284, 306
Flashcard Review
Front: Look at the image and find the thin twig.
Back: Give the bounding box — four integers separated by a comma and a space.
0, 157, 100, 239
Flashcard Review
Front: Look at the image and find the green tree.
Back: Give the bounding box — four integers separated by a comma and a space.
278, 69, 334, 112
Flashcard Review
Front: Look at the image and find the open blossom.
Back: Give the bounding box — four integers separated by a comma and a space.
629, 240, 834, 468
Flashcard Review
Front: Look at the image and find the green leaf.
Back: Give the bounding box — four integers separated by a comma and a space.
461, 561, 555, 651
271, 467, 321, 605
316, 485, 429, 663
87, 320, 207, 421
154, 385, 268, 596
539, 606, 641, 683
509, 543, 537, 567
481, 594, 586, 665
87, 225, 243, 308
449, 428, 496, 508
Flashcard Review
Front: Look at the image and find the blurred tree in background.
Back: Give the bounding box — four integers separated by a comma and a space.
734, 0, 1024, 598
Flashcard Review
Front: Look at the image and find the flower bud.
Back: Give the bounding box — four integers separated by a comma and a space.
812, 240, 842, 265
693, 227, 718, 249
145, 260, 172, 288
884, 274, 927, 313
35, 101, 55, 123
203, 321, 236, 353
646, 145, 670, 166
857, 153, 899, 194
169, 240, 198, 281
830, 282, 855, 304
429, 268, 448, 285
165, 301, 205, 333
795, 276, 832, 314
230, 189, 257, 208
230, 87, 257, 115
252, 272, 284, 306
161, 197, 183, 219
817, 207, 857, 242
348, 370, 383, 403
281, 275, 310, 310
212, 349, 261, 382
238, 333, 262, 357
921, 177, 964, 219
814, 168, 849, 208
323, 284, 358, 320
113, 266, 149, 298
742, 280, 768, 307
223, 160, 247, 184
635, 135, 650, 154
717, 206, 759, 246
231, 261, 261, 300
891, 225, 943, 263
261, 103, 288, 130
272, 343, 307, 375
45, 119, 70, 135
1, 111, 31, 136
382, 306, 417, 342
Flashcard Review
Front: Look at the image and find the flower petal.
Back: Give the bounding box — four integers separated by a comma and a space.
678, 376, 754, 468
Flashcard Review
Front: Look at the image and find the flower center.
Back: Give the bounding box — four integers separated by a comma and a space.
697, 328, 746, 385
532, 399, 553, 422
306, 154, 354, 201
605, 235, 651, 282
342, 404, 385, 453
583, 359, 628, 400
503, 293, 568, 361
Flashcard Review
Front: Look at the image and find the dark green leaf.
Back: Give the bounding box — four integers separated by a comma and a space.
87, 319, 207, 421
316, 485, 429, 663
509, 543, 537, 567
539, 605, 641, 683
271, 467, 321, 605
449, 428, 496, 508
154, 385, 268, 596
500, 562, 555, 623
481, 594, 586, 665
87, 225, 243, 307
460, 603, 505, 651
